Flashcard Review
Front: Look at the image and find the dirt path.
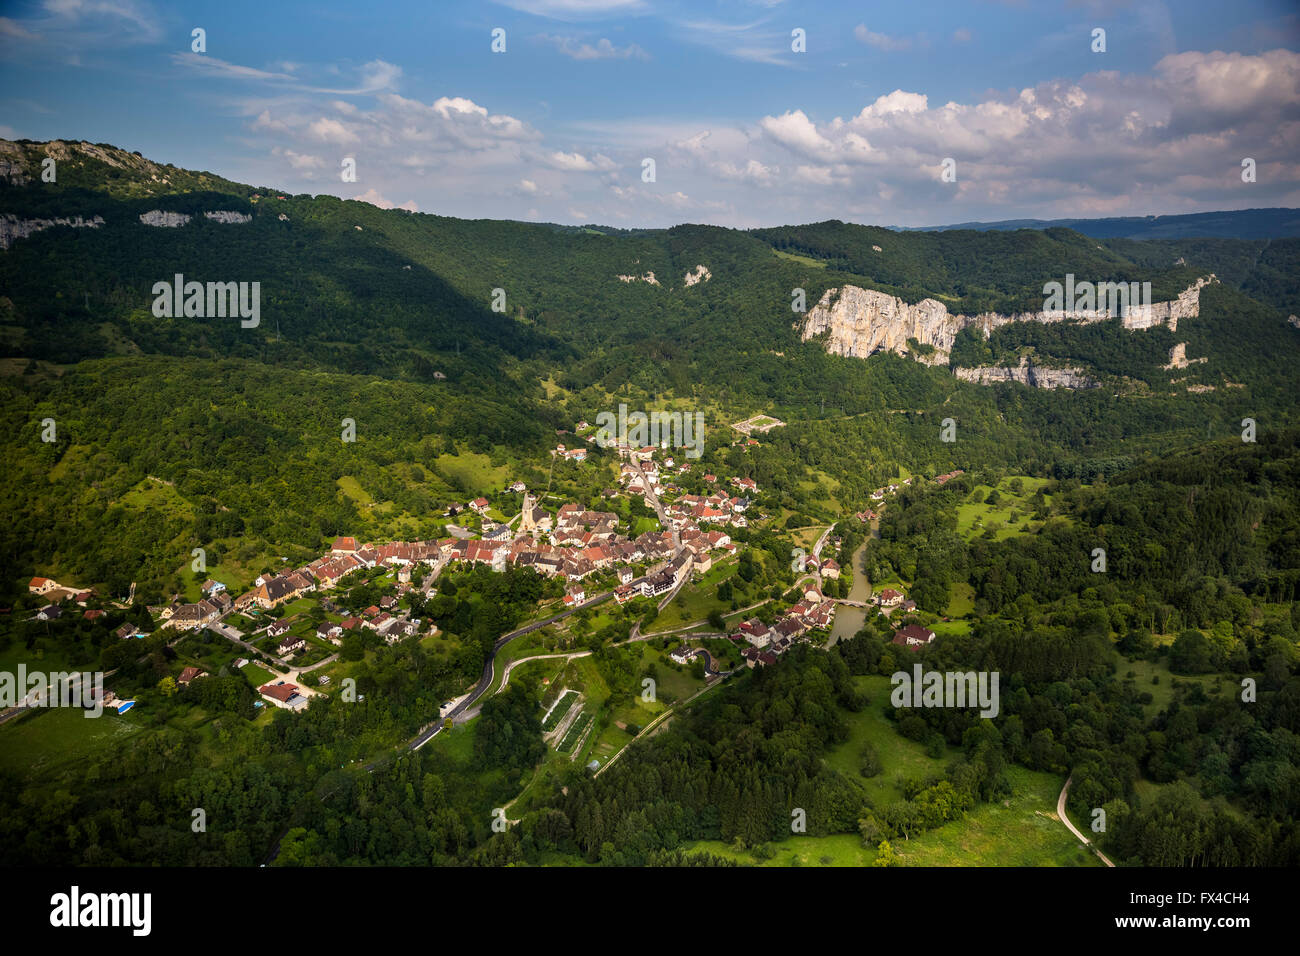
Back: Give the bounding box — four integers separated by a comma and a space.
1057, 775, 1116, 867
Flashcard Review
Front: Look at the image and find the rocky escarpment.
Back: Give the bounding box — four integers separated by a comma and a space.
203, 211, 252, 224
954, 356, 1097, 389
139, 210, 190, 227
1164, 342, 1207, 370
0, 213, 104, 250
683, 264, 711, 286
800, 277, 1217, 365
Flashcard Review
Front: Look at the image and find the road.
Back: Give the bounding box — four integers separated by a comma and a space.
390, 576, 646, 757
1057, 775, 1116, 867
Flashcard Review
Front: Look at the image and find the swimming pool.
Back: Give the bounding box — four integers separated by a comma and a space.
116, 701, 136, 714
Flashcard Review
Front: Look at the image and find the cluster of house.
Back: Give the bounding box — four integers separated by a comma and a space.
869, 477, 913, 501
663, 491, 752, 530
731, 580, 836, 668
933, 469, 965, 486
154, 580, 233, 631
873, 587, 936, 650
793, 552, 840, 578
854, 508, 878, 523
27, 577, 98, 622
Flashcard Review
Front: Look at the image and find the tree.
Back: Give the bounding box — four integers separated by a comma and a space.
873, 840, 900, 866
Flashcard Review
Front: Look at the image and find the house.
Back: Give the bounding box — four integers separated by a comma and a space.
259, 681, 308, 711
877, 588, 904, 608
331, 536, 359, 553
820, 558, 840, 579
84, 609, 105, 621
28, 577, 58, 594
563, 587, 586, 607
36, 605, 62, 621
669, 645, 694, 664
115, 623, 144, 640
74, 590, 93, 605
177, 666, 205, 686
803, 583, 824, 603
613, 584, 636, 604
757, 651, 778, 667
470, 497, 490, 515
316, 622, 343, 642
508, 481, 527, 493
892, 624, 936, 649
277, 634, 307, 656
267, 619, 292, 639
200, 579, 226, 596
640, 571, 675, 598
737, 618, 771, 648
618, 567, 634, 585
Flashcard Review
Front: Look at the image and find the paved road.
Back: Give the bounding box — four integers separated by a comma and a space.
389, 578, 646, 758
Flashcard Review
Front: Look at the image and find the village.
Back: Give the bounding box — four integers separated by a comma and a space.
19, 431, 949, 719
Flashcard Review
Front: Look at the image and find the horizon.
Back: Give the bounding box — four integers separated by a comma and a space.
1, 0, 1297, 229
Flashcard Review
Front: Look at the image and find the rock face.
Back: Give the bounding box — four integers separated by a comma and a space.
203, 211, 252, 224
953, 356, 1096, 389
617, 272, 660, 285
683, 264, 711, 286
800, 277, 1216, 364
1164, 342, 1207, 370
0, 213, 104, 250
139, 210, 191, 227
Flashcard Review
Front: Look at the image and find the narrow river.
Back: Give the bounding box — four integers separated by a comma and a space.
827, 521, 879, 646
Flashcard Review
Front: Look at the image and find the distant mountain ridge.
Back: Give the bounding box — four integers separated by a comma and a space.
894, 208, 1300, 240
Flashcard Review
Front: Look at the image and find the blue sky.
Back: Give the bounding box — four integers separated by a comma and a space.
2, 0, 1298, 226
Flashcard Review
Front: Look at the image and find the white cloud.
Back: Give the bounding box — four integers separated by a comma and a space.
352, 188, 417, 212
854, 25, 911, 52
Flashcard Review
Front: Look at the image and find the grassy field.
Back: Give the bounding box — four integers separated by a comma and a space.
434, 451, 512, 497
241, 661, 279, 687
684, 769, 1093, 867
945, 581, 976, 617
1122, 656, 1237, 719
894, 767, 1097, 867
0, 705, 142, 784
822, 674, 947, 806
953, 476, 1055, 542
772, 249, 828, 269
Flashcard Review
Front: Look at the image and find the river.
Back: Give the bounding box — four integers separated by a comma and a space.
827, 526, 877, 646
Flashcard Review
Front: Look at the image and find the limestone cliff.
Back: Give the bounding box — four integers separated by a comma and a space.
0, 213, 104, 250
953, 356, 1097, 389
800, 276, 1216, 366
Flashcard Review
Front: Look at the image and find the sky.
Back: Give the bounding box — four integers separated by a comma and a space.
1, 0, 1298, 228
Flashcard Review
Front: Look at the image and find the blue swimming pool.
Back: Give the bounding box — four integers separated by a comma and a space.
116, 701, 136, 713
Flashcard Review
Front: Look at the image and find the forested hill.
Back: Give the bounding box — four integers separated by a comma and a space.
3, 139, 1299, 598
899, 207, 1300, 241
3, 138, 1299, 395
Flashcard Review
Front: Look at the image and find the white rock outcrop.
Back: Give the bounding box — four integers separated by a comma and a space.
139, 210, 191, 227
800, 277, 1216, 365
953, 356, 1096, 389
0, 214, 104, 250
617, 272, 660, 285
203, 211, 252, 224
684, 265, 711, 286
1163, 342, 1207, 370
